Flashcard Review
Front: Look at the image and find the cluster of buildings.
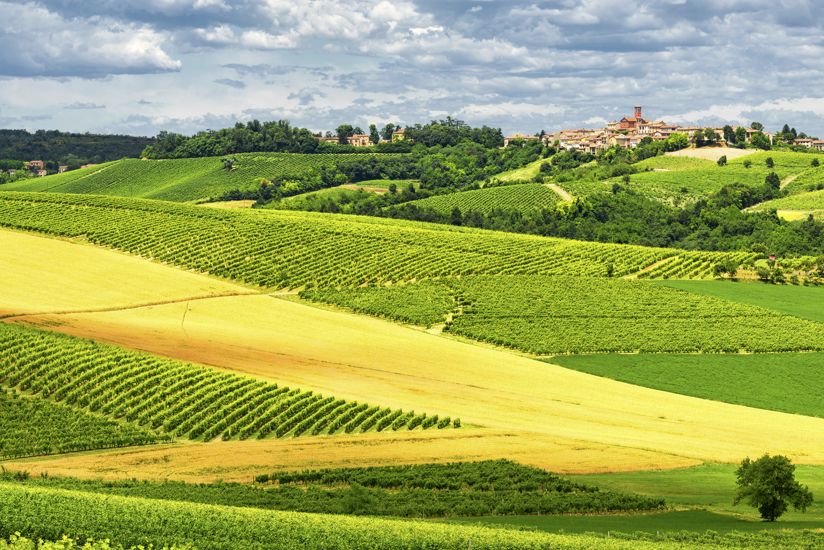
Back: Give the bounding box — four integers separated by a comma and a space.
316, 127, 407, 147
6, 161, 97, 178
504, 106, 778, 153
793, 137, 824, 151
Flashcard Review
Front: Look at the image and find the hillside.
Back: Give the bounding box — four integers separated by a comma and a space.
1, 153, 405, 203
560, 151, 824, 204
0, 129, 152, 165
0, 193, 753, 287
750, 188, 824, 219
386, 183, 565, 216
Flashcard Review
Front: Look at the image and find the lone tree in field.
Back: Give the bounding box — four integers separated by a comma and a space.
734, 454, 813, 521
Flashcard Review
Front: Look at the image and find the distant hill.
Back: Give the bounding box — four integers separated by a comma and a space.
0, 152, 407, 203
0, 129, 152, 167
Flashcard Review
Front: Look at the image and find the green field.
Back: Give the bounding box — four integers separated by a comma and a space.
387, 183, 562, 215
302, 275, 823, 353
751, 188, 824, 214
489, 157, 549, 182
559, 151, 824, 203
0, 153, 405, 202
0, 482, 678, 550
0, 323, 445, 442
0, 460, 662, 518
553, 352, 824, 417
0, 193, 752, 288
655, 279, 824, 323
0, 388, 162, 459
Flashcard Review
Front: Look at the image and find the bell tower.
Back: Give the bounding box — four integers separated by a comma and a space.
634, 105, 643, 119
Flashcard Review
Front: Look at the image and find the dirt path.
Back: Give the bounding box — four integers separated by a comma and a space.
545, 183, 573, 202
781, 174, 799, 189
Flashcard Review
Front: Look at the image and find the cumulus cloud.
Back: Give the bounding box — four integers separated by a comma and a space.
0, 1, 181, 77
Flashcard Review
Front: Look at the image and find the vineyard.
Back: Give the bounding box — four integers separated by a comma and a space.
750, 188, 824, 213
0, 193, 752, 287
0, 388, 162, 459
559, 151, 824, 204
1, 460, 664, 518
0, 323, 452, 441
387, 183, 562, 215
0, 153, 406, 203
302, 275, 824, 353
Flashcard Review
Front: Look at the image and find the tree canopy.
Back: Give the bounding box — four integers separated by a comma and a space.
734, 454, 813, 521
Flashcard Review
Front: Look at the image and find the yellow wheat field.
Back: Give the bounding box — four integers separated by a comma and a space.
6, 228, 824, 480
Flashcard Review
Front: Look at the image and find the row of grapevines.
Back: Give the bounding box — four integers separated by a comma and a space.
2, 153, 407, 203
0, 388, 162, 459
303, 275, 824, 354
0, 482, 676, 550
390, 183, 561, 215
0, 323, 453, 440
0, 193, 751, 287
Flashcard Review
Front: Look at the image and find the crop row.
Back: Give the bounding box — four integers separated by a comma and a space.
394, 183, 561, 215
303, 275, 824, 354
0, 323, 451, 441
0, 483, 680, 550
0, 193, 752, 287
0, 388, 162, 459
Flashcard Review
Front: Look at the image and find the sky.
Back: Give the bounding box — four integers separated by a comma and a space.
1, 0, 824, 138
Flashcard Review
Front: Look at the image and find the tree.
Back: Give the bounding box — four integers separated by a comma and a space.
381, 123, 396, 141
750, 121, 764, 131
812, 158, 820, 167
336, 124, 354, 145
717, 155, 727, 166
765, 157, 774, 168
450, 206, 463, 226
750, 132, 771, 150
723, 125, 735, 145
368, 124, 380, 145
743, 159, 752, 168
704, 129, 720, 145
734, 454, 813, 521
734, 127, 747, 146
765, 172, 780, 190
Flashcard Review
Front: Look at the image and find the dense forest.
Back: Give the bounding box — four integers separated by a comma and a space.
0, 129, 152, 168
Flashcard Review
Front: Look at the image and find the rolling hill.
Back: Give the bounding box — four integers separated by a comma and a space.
386, 183, 565, 216
0, 153, 405, 203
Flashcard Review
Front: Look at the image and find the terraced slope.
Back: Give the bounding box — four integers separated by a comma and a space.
388, 183, 562, 215
0, 153, 405, 202
0, 193, 753, 286
0, 322, 449, 441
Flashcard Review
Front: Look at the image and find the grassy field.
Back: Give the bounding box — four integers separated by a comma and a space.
553, 352, 824, 418
302, 275, 824, 353
655, 279, 824, 323
386, 184, 562, 215
489, 157, 548, 182
0, 153, 405, 202
0, 193, 754, 287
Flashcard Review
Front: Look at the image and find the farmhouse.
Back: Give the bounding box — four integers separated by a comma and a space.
58, 165, 68, 173
25, 160, 45, 170
347, 134, 372, 147
391, 127, 407, 142
503, 133, 539, 147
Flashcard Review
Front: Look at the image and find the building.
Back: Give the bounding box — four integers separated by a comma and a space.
794, 138, 815, 148
80, 164, 98, 169
25, 160, 45, 170
318, 136, 339, 144
36, 169, 47, 177
347, 134, 372, 147
811, 140, 824, 152
503, 133, 539, 147
58, 165, 68, 173
391, 127, 406, 142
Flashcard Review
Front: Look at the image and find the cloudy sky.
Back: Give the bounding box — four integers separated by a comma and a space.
1, 0, 824, 137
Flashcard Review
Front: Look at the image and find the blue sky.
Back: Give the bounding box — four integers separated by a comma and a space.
1, 0, 823, 137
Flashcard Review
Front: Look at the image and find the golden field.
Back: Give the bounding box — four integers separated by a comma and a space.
5, 228, 824, 482
0, 228, 252, 317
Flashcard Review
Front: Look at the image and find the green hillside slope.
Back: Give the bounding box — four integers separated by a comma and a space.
1, 153, 403, 203
0, 193, 753, 288
388, 183, 563, 215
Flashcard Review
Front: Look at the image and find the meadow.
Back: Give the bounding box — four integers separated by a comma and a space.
0, 153, 406, 202
553, 352, 824, 418
751, 187, 824, 214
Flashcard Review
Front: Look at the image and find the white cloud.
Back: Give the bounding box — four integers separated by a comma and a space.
0, 2, 180, 77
